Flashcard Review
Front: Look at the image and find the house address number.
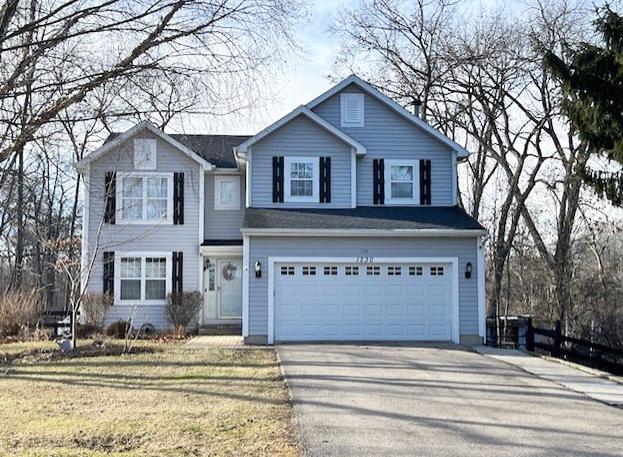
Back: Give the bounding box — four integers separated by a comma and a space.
356, 256, 374, 264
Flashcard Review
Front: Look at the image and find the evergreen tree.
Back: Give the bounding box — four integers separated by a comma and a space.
544, 7, 623, 205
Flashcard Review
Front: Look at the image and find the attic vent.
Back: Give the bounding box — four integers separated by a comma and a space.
134, 139, 157, 170
340, 93, 364, 127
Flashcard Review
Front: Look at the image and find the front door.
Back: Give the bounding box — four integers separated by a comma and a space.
216, 259, 242, 319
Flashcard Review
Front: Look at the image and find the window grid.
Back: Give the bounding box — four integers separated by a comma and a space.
366, 266, 380, 276
430, 266, 445, 276
324, 266, 338, 276
388, 266, 402, 276
280, 266, 295, 276
409, 266, 423, 276
345, 266, 359, 276
120, 175, 169, 222
302, 266, 316, 276
119, 256, 166, 301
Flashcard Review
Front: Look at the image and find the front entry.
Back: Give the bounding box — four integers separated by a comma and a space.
203, 257, 242, 324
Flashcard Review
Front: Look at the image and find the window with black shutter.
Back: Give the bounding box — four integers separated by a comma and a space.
319, 156, 331, 203
373, 159, 385, 205
272, 156, 284, 203
419, 159, 431, 205
172, 251, 183, 293
173, 172, 184, 224
103, 251, 115, 295
104, 172, 116, 224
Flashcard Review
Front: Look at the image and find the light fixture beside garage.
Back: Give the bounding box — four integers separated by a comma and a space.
255, 261, 262, 278
465, 262, 472, 279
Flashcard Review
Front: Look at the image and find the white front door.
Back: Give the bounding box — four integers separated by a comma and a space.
217, 259, 242, 319
274, 262, 454, 342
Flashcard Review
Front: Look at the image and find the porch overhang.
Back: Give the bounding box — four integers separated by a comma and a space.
200, 239, 243, 257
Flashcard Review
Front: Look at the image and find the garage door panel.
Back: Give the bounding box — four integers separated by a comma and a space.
274, 262, 453, 342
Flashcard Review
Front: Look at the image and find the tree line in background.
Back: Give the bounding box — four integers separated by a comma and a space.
1, 0, 622, 349
333, 0, 623, 347
0, 0, 301, 320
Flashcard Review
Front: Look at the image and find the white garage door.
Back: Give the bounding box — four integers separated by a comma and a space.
274, 261, 454, 342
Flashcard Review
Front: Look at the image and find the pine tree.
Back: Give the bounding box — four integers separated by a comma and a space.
544, 7, 623, 205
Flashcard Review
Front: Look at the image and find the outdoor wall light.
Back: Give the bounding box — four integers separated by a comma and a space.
255, 261, 262, 278
465, 262, 472, 279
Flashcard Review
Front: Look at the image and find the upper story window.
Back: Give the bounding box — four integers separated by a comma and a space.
340, 93, 365, 127
284, 156, 319, 202
384, 160, 420, 205
117, 173, 173, 224
214, 175, 240, 210
133, 139, 157, 170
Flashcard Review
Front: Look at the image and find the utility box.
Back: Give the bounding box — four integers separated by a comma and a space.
486, 315, 532, 350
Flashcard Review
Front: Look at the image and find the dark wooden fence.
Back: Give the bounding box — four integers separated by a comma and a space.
527, 320, 623, 375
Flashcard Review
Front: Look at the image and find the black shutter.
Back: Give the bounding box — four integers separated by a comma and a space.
373, 159, 385, 205
104, 172, 116, 224
272, 156, 284, 203
103, 251, 114, 295
173, 172, 184, 225
172, 251, 183, 293
319, 157, 331, 203
420, 160, 431, 205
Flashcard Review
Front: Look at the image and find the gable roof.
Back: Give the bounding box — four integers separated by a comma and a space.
242, 206, 486, 234
75, 121, 247, 172
234, 106, 366, 156
104, 131, 250, 169
306, 75, 470, 159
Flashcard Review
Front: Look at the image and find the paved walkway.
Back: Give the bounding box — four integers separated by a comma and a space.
184, 335, 245, 349
277, 344, 623, 457
475, 345, 623, 406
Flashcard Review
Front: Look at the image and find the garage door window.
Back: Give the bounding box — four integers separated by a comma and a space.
345, 266, 359, 275
366, 266, 380, 275
302, 266, 316, 276
280, 266, 295, 275
387, 266, 402, 276
409, 266, 423, 276
430, 266, 444, 276
324, 266, 338, 276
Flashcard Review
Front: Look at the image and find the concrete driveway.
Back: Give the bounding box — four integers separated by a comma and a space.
277, 344, 623, 457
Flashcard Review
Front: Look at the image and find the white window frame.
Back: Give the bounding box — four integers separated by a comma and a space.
133, 139, 157, 170
340, 93, 365, 127
384, 160, 420, 205
284, 156, 319, 203
114, 251, 172, 305
214, 175, 240, 210
116, 172, 174, 225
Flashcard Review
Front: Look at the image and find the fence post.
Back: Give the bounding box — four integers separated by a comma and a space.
526, 317, 534, 352
553, 320, 562, 357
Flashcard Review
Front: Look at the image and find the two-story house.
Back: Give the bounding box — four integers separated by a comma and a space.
76, 75, 487, 345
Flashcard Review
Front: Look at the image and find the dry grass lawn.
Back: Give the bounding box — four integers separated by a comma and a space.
0, 341, 298, 457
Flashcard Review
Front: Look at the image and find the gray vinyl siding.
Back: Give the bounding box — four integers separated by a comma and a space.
85, 130, 201, 329
204, 173, 245, 240
250, 115, 352, 208
247, 236, 479, 337
312, 84, 455, 206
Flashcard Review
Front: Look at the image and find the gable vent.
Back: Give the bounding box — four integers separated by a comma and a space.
341, 93, 365, 127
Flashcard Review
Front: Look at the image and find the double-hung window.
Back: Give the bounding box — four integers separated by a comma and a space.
384, 160, 419, 205
116, 253, 171, 304
118, 173, 173, 224
214, 175, 240, 210
284, 156, 319, 202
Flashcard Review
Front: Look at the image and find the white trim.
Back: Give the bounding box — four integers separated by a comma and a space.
198, 165, 205, 323
75, 121, 214, 172
200, 245, 243, 257
214, 175, 241, 210
283, 156, 319, 203
246, 148, 252, 208
306, 75, 469, 158
241, 228, 488, 237
451, 152, 457, 205
80, 164, 90, 290
340, 93, 365, 127
384, 159, 420, 205
267, 256, 460, 345
477, 236, 486, 341
234, 106, 366, 156
350, 148, 357, 208
115, 172, 174, 225
242, 235, 250, 337
113, 251, 172, 306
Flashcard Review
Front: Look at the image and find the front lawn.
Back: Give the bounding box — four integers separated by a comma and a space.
0, 341, 298, 456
